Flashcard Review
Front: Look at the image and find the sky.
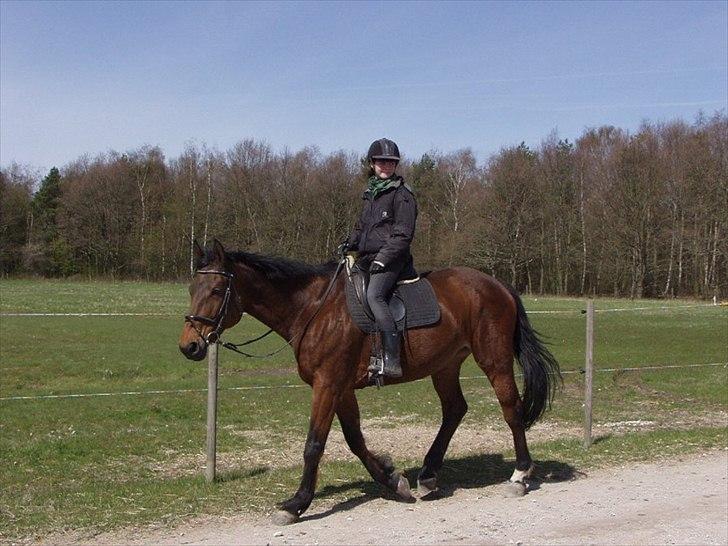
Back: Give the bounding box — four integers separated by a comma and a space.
1, 0, 726, 173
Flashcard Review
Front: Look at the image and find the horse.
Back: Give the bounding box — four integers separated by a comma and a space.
179, 239, 561, 525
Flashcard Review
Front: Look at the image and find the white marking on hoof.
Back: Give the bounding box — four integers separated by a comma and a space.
510, 463, 535, 484
417, 476, 438, 496
272, 510, 298, 526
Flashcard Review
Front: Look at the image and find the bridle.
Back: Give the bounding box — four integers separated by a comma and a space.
184, 258, 345, 358
184, 269, 236, 344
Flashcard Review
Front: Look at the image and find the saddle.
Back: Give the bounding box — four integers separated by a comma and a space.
344, 255, 441, 333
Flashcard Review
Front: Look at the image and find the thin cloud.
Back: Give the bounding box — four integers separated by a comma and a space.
393, 100, 726, 115
524, 100, 727, 113
326, 66, 727, 93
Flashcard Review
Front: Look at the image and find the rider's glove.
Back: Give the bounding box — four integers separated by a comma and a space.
369, 261, 385, 274
336, 241, 350, 257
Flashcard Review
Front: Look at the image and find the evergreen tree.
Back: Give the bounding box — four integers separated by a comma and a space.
26, 167, 73, 275
32, 167, 61, 233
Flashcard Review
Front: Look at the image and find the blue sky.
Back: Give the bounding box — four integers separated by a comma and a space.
1, 0, 726, 172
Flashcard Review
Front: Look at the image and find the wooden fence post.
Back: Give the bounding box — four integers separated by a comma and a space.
584, 300, 594, 449
206, 341, 219, 482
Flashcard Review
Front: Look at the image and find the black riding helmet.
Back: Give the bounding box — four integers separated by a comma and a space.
367, 138, 400, 162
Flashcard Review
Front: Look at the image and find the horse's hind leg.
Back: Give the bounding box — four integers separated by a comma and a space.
473, 335, 534, 492
336, 390, 413, 500
418, 365, 468, 495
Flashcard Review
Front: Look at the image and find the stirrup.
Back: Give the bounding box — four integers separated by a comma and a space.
368, 373, 385, 388
368, 355, 385, 388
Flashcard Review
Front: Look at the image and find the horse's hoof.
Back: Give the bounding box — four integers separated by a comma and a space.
417, 476, 438, 497
272, 510, 298, 525
396, 475, 415, 502
503, 480, 527, 498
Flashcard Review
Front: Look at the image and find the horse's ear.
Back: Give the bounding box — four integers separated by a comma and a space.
192, 240, 205, 270
212, 238, 226, 263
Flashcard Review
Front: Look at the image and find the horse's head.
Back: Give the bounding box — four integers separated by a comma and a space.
179, 239, 243, 361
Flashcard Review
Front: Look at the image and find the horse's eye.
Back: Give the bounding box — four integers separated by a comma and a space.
212, 288, 225, 296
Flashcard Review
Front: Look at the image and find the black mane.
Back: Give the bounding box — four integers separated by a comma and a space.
200, 249, 337, 280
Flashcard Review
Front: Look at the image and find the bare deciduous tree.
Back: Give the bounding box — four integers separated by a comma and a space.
2, 114, 724, 297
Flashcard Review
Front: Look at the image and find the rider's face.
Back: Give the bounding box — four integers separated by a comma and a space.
372, 159, 398, 179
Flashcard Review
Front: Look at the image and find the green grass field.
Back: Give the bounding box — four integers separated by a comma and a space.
1, 278, 726, 540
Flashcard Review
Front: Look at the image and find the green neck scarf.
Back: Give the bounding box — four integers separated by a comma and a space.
367, 175, 401, 198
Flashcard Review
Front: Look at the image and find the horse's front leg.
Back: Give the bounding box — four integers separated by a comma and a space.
273, 378, 338, 525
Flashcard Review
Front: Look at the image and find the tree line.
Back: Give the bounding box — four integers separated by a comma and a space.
1, 113, 725, 299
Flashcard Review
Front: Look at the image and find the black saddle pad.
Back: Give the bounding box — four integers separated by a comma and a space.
344, 276, 441, 333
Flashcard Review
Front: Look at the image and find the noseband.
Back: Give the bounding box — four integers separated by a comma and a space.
185, 269, 235, 344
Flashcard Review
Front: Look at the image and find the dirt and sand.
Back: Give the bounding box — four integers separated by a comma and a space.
60, 449, 727, 546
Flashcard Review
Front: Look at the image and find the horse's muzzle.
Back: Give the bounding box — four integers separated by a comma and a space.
179, 340, 208, 361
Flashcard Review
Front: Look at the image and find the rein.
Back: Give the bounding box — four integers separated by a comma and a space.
186, 259, 345, 359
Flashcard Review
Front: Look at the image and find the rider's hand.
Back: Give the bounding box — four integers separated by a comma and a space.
369, 261, 385, 274
336, 241, 350, 256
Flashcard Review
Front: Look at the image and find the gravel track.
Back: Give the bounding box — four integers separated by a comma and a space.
78, 450, 727, 546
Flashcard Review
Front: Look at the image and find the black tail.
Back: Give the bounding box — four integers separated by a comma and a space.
507, 286, 562, 429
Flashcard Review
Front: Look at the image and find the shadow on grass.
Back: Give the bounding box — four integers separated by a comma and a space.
302, 453, 577, 520
216, 465, 270, 483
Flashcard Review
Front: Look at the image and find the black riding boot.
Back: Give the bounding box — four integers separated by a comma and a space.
380, 330, 403, 378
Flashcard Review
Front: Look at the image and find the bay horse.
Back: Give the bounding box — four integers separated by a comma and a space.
179, 239, 561, 524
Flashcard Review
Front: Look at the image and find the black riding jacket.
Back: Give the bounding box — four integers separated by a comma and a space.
348, 181, 418, 277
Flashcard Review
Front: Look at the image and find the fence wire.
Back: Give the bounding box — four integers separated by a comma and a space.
2, 362, 725, 402
1, 302, 724, 402
0, 302, 721, 318
0, 312, 178, 317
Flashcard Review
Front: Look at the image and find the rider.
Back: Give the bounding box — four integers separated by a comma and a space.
345, 138, 418, 378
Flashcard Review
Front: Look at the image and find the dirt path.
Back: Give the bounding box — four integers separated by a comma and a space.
81, 450, 727, 546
